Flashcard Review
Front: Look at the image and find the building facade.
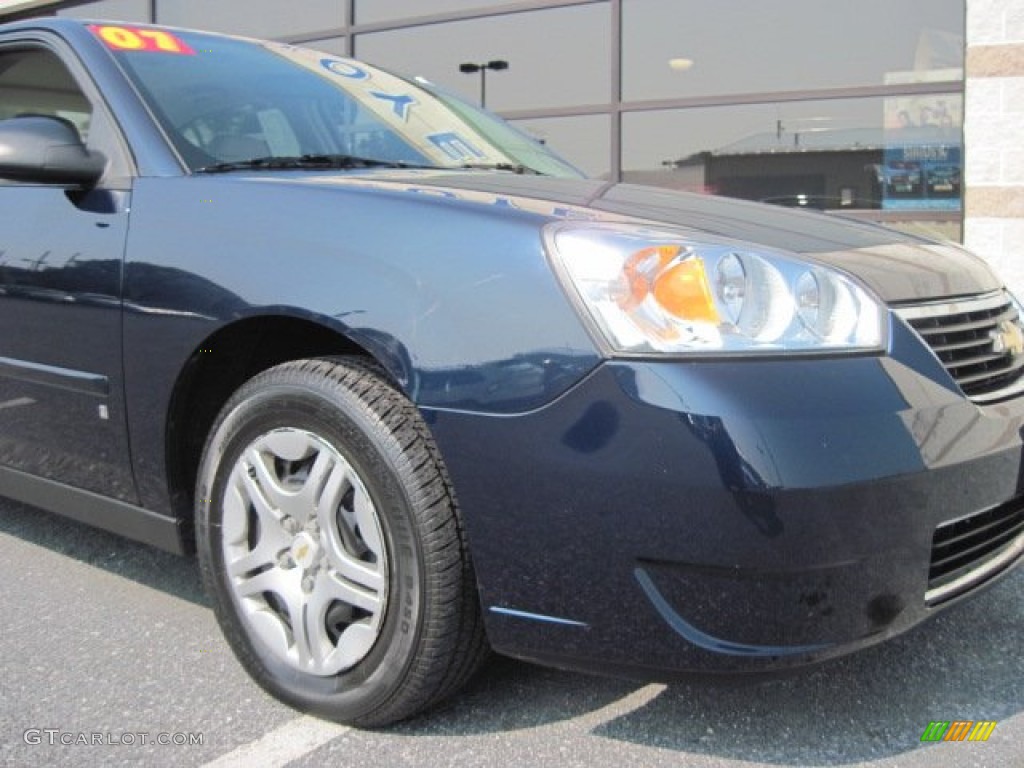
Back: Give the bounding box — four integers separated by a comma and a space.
965, 0, 1024, 291
1, 0, 1019, 289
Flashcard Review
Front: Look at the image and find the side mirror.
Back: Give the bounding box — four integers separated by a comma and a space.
0, 115, 106, 186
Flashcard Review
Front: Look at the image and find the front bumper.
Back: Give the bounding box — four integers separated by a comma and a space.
422, 320, 1024, 678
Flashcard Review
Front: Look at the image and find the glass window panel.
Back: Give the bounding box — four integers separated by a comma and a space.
356, 1, 515, 25
58, 0, 150, 21
622, 94, 963, 216
623, 0, 965, 102
512, 115, 611, 178
156, 0, 343, 38
0, 47, 91, 136
355, 5, 610, 111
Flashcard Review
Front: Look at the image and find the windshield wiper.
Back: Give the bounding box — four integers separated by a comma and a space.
195, 154, 435, 174
460, 162, 544, 175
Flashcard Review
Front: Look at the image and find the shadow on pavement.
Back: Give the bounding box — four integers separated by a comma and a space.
0, 499, 208, 606
400, 569, 1023, 764
396, 654, 645, 734
594, 571, 1023, 764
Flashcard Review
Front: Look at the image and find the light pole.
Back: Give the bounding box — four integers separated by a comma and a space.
458, 60, 508, 108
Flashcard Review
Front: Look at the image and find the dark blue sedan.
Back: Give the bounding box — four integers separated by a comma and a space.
1, 19, 1022, 726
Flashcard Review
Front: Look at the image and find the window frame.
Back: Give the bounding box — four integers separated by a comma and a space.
0, 30, 137, 187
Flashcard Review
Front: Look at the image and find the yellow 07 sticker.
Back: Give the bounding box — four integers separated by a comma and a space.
88, 25, 196, 55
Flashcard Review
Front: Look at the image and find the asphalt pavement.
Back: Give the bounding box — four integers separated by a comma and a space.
0, 498, 1021, 768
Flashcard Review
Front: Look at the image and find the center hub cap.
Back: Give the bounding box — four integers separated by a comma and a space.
290, 532, 320, 570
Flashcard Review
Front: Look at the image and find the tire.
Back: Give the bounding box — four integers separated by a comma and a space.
195, 357, 488, 727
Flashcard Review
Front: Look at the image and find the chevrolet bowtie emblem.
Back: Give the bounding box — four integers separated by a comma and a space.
990, 319, 1024, 356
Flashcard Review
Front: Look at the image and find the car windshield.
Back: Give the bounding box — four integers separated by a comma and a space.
94, 24, 584, 177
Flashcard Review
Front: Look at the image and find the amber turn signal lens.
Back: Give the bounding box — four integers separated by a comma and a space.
617, 245, 679, 310
618, 246, 719, 324
653, 259, 720, 323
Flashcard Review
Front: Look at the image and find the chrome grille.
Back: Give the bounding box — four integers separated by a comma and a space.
926, 497, 1024, 605
896, 292, 1024, 403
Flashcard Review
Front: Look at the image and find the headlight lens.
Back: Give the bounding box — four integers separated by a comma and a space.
546, 223, 884, 355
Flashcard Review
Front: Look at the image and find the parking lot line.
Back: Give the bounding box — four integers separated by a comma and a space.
200, 715, 349, 768
580, 682, 668, 726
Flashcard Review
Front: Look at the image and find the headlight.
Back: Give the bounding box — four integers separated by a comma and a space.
545, 222, 884, 355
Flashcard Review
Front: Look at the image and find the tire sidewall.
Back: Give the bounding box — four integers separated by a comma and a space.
196, 377, 426, 720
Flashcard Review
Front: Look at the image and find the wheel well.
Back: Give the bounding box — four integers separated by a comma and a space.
166, 316, 372, 552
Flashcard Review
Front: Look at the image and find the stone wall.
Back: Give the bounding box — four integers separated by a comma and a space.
965, 0, 1024, 293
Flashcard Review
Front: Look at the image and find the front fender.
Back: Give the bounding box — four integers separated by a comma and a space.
121, 174, 601, 510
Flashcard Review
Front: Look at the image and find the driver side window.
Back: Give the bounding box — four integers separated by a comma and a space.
0, 47, 92, 142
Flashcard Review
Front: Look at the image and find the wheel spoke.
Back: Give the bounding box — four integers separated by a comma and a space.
324, 538, 385, 594
321, 568, 383, 616
227, 537, 282, 579
234, 564, 293, 599
221, 475, 250, 547
234, 566, 311, 666
302, 449, 338, 510
319, 465, 386, 594
285, 586, 314, 668
352, 485, 384, 559
224, 456, 293, 577
302, 572, 337, 672
242, 447, 292, 523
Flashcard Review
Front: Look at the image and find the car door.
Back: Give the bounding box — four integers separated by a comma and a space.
0, 38, 137, 502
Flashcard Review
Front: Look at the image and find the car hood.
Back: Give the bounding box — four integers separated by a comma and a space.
265, 170, 1000, 304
